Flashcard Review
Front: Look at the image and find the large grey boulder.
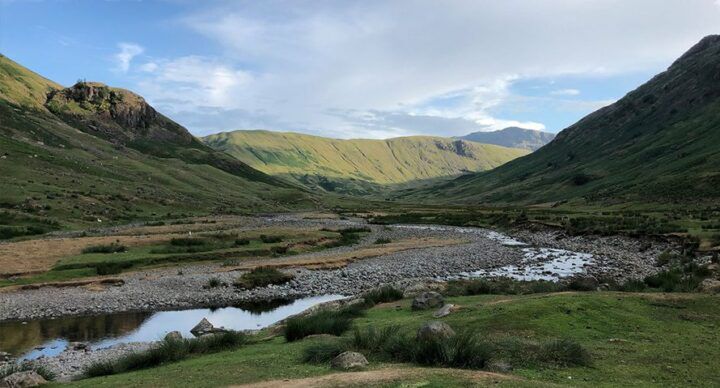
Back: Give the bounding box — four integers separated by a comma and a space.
697, 278, 720, 294
411, 291, 445, 311
416, 321, 456, 341
190, 318, 215, 336
330, 351, 369, 370
1, 371, 47, 387
164, 331, 183, 341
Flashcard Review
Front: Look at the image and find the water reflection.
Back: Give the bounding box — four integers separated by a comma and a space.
0, 294, 344, 359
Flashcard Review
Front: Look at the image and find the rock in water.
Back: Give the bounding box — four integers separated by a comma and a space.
416, 321, 456, 341
433, 304, 454, 318
411, 291, 444, 310
1, 371, 47, 387
164, 331, 183, 341
330, 351, 369, 370
190, 318, 215, 336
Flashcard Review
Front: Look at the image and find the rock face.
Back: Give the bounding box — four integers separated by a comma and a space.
330, 351, 369, 370
432, 304, 454, 318
416, 321, 456, 341
1, 371, 47, 387
190, 318, 215, 336
164, 331, 183, 341
411, 291, 445, 310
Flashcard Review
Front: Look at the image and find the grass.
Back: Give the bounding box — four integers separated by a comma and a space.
64, 292, 720, 387
374, 237, 392, 244
363, 285, 404, 304
323, 227, 371, 248
233, 267, 294, 289
0, 363, 56, 381
84, 332, 248, 378
260, 235, 283, 244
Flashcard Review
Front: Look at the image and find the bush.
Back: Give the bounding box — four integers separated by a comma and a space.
84, 332, 247, 377
95, 262, 131, 275
270, 245, 289, 255
234, 238, 250, 246
301, 339, 347, 363
170, 237, 207, 246
325, 227, 371, 248
260, 235, 282, 243
234, 267, 294, 289
82, 243, 127, 254
205, 277, 226, 288
619, 279, 647, 292
538, 339, 592, 366
284, 308, 356, 342
445, 278, 565, 296
374, 238, 392, 244
363, 285, 403, 305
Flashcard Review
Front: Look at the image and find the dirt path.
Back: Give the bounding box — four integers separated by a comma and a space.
233, 367, 516, 388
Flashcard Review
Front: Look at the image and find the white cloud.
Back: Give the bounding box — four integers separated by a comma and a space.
550, 89, 581, 96
129, 1, 720, 137
113, 42, 143, 73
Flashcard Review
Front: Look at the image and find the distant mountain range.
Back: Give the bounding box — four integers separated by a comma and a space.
202, 130, 528, 195
0, 54, 314, 232
458, 127, 556, 151
405, 35, 720, 205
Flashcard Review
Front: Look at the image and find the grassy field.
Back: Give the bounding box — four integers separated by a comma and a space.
60, 291, 720, 387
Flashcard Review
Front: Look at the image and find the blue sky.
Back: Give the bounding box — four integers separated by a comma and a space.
2, 0, 720, 138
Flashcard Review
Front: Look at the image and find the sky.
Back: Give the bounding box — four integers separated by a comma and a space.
1, 0, 720, 139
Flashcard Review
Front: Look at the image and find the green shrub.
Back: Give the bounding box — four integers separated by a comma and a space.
82, 243, 127, 254
170, 237, 207, 246
363, 285, 403, 305
325, 227, 371, 248
234, 267, 294, 289
301, 339, 347, 363
445, 278, 565, 296
374, 238, 392, 244
260, 235, 283, 243
538, 339, 592, 366
84, 332, 247, 377
95, 262, 131, 275
205, 277, 226, 288
271, 245, 289, 255
234, 238, 250, 246
284, 309, 354, 342
619, 279, 647, 292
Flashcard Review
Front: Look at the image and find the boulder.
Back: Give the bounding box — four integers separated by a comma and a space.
411, 291, 445, 311
164, 331, 183, 341
1, 371, 47, 387
0, 352, 11, 362
416, 321, 456, 341
69, 342, 88, 351
697, 278, 720, 294
432, 304, 454, 318
568, 275, 599, 291
330, 351, 369, 370
190, 318, 215, 336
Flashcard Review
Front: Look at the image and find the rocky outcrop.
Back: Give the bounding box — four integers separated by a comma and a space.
416, 321, 455, 341
190, 318, 215, 336
330, 351, 368, 370
411, 291, 445, 310
0, 371, 47, 387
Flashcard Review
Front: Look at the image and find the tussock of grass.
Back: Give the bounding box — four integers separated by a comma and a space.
82, 243, 127, 254
445, 278, 565, 296
363, 285, 404, 305
374, 238, 392, 244
234, 267, 294, 289
260, 235, 283, 244
0, 363, 56, 381
84, 332, 247, 378
284, 302, 368, 342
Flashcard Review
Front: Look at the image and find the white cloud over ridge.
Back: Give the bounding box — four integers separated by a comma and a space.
128, 1, 720, 138
114, 43, 143, 73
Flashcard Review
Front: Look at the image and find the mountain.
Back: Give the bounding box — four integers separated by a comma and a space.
459, 127, 556, 151
202, 130, 529, 195
0, 54, 315, 234
405, 35, 720, 206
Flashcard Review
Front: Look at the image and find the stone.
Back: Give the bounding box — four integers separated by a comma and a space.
1, 371, 47, 387
416, 321, 456, 341
330, 351, 369, 370
411, 291, 445, 311
487, 360, 513, 373
697, 278, 720, 294
190, 318, 215, 336
69, 342, 88, 351
432, 304, 454, 318
164, 331, 183, 341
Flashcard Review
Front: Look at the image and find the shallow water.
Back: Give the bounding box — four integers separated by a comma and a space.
462, 247, 594, 281
0, 294, 344, 360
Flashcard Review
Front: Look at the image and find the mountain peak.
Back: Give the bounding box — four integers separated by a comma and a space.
459, 127, 555, 151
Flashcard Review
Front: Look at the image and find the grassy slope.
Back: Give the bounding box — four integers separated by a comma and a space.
64, 292, 720, 387
202, 130, 528, 195
0, 55, 316, 230
405, 36, 720, 206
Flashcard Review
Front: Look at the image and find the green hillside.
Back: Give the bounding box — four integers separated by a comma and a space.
0, 54, 315, 235
404, 35, 720, 206
202, 130, 528, 195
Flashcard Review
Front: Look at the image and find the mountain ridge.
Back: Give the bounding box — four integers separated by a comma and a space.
459, 127, 555, 151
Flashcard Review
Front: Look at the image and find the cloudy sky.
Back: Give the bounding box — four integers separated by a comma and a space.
2, 0, 720, 138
